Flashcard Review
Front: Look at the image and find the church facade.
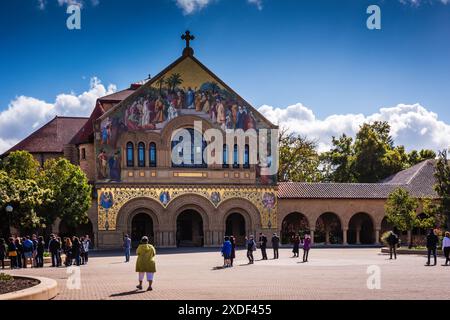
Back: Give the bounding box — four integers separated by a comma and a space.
3, 33, 440, 249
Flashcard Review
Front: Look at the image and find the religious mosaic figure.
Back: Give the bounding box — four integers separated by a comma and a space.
262, 192, 276, 210
98, 149, 108, 179
167, 102, 178, 121
100, 191, 114, 210
101, 117, 112, 145
186, 87, 195, 109
159, 191, 170, 206
108, 150, 121, 181
210, 192, 221, 206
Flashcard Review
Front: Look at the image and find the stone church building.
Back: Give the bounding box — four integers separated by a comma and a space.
3, 33, 440, 249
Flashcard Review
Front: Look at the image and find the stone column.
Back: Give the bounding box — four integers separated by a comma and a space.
325, 228, 330, 245
310, 230, 315, 245
375, 229, 381, 245
342, 229, 348, 245
356, 227, 361, 245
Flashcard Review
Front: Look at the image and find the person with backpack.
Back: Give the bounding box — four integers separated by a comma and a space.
221, 236, 232, 268
387, 231, 399, 260
246, 235, 256, 264
22, 236, 34, 268
302, 233, 312, 262
7, 237, 18, 269
426, 229, 439, 266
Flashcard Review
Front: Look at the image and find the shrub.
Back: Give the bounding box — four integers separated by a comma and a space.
0, 273, 14, 282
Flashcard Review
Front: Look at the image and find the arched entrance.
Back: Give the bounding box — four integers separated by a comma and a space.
348, 212, 374, 244
225, 213, 246, 245
176, 210, 204, 247
131, 213, 154, 248
59, 219, 94, 247
281, 212, 310, 245
315, 212, 342, 244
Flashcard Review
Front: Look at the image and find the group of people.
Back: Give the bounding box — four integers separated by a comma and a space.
385, 229, 450, 266
220, 232, 311, 266
0, 234, 91, 269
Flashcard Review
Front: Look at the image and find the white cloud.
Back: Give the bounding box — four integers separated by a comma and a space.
175, 0, 262, 14
258, 103, 450, 153
38, 0, 99, 10
0, 77, 116, 153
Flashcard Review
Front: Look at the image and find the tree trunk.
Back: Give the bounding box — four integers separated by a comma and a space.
408, 229, 413, 249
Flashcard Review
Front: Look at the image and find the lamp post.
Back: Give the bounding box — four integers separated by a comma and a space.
5, 205, 13, 237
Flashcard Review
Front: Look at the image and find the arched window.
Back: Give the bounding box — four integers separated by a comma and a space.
222, 144, 229, 168
233, 144, 240, 169
171, 128, 207, 168
126, 142, 134, 167
149, 142, 157, 167
244, 144, 250, 169
138, 142, 145, 167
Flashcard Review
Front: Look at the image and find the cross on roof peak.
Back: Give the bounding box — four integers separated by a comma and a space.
181, 30, 195, 56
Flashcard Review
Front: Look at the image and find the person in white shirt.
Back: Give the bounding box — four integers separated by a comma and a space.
442, 231, 450, 266
83, 235, 91, 264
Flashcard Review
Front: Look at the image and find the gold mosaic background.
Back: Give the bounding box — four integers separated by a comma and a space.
97, 186, 277, 231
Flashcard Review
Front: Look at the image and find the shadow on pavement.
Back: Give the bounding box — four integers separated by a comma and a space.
110, 289, 147, 297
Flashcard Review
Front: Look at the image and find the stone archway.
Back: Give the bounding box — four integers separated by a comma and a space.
131, 212, 155, 247
281, 212, 310, 245
348, 212, 375, 245
315, 212, 343, 244
225, 213, 246, 245
116, 197, 163, 247
176, 209, 204, 247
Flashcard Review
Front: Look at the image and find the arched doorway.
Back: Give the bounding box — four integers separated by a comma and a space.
281, 212, 310, 245
131, 213, 154, 248
315, 212, 342, 244
176, 210, 204, 247
225, 213, 246, 245
348, 213, 375, 244
59, 219, 94, 248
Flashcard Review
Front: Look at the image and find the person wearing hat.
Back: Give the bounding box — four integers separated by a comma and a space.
271, 233, 280, 259
135, 236, 156, 291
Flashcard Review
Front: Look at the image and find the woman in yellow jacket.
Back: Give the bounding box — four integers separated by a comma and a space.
135, 236, 156, 291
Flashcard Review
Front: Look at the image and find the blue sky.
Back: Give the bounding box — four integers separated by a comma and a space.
0, 0, 449, 152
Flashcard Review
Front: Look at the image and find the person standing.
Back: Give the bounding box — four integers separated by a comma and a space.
302, 234, 311, 262
22, 236, 34, 268
230, 236, 236, 267
387, 231, 399, 260
63, 238, 73, 267
292, 234, 300, 258
15, 238, 23, 268
72, 237, 81, 266
124, 234, 132, 263
0, 238, 6, 269
246, 235, 256, 264
7, 238, 18, 269
36, 236, 45, 268
48, 235, 58, 267
80, 237, 86, 265
442, 231, 450, 266
56, 237, 62, 267
426, 229, 439, 266
271, 233, 280, 259
135, 236, 156, 291
83, 235, 91, 264
259, 233, 268, 260
221, 236, 232, 268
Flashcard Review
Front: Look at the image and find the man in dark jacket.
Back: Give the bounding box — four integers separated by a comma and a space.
271, 233, 280, 259
259, 233, 268, 260
48, 234, 60, 267
387, 231, 399, 260
426, 229, 439, 266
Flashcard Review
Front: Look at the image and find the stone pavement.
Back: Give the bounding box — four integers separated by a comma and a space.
3, 248, 450, 300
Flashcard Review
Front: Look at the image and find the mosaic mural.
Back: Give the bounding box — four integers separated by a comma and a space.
97, 186, 277, 231
94, 57, 273, 182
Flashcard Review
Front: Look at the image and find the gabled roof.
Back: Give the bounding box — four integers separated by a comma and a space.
98, 53, 277, 129
278, 160, 439, 199
3, 116, 88, 155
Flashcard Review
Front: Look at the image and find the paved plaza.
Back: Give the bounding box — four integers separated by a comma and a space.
4, 248, 450, 300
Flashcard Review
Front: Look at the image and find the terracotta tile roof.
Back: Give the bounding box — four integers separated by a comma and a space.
3, 116, 88, 155
278, 160, 439, 199
98, 88, 135, 102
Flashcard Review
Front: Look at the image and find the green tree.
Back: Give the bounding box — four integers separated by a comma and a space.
38, 158, 92, 228
408, 149, 436, 166
434, 150, 450, 229
278, 129, 322, 182
385, 188, 419, 248
421, 198, 446, 230
321, 134, 356, 182
165, 73, 183, 93
0, 150, 40, 180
